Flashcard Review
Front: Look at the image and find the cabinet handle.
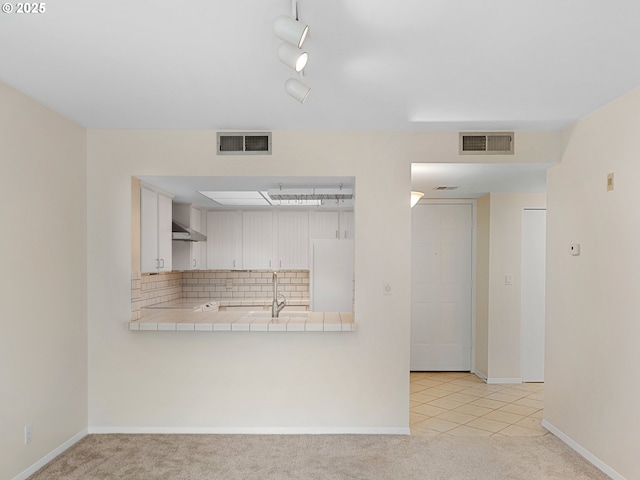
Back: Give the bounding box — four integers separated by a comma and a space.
344, 230, 348, 239
233, 259, 236, 268
279, 260, 282, 268
336, 230, 339, 239
269, 260, 272, 268
193, 259, 196, 268
160, 258, 165, 268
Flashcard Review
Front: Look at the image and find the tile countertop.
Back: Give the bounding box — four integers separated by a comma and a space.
129, 309, 356, 333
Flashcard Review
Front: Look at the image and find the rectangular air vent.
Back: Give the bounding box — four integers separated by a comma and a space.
217, 132, 272, 155
459, 132, 514, 155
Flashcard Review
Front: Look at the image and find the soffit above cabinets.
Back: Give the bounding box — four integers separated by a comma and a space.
137, 176, 355, 209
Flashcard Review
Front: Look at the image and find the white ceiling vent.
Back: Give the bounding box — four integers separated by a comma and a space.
459, 132, 514, 155
217, 132, 272, 155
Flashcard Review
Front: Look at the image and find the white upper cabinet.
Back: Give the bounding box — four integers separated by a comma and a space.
172, 204, 203, 270
140, 185, 173, 273
204, 208, 352, 271
341, 211, 354, 240
309, 210, 353, 240
277, 211, 309, 269
242, 211, 273, 269
309, 211, 340, 239
206, 211, 241, 269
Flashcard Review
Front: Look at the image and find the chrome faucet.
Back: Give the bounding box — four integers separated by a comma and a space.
272, 271, 286, 318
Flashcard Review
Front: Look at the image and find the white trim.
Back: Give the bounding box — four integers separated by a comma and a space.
12, 428, 88, 480
542, 420, 626, 480
89, 426, 410, 435
472, 369, 487, 382
486, 377, 522, 384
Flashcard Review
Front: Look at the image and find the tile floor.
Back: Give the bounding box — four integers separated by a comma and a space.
410, 372, 548, 437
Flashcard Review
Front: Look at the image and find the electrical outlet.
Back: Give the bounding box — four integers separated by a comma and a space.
24, 425, 32, 445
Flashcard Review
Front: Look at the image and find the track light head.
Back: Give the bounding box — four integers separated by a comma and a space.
273, 15, 309, 48
277, 43, 308, 72
284, 78, 311, 103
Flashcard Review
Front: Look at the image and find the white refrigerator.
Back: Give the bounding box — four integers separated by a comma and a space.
310, 239, 354, 312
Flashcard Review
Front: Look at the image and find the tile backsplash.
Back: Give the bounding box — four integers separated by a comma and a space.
131, 270, 309, 321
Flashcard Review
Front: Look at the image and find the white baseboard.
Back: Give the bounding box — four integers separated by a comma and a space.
486, 377, 522, 384
12, 428, 88, 480
89, 426, 410, 435
471, 369, 487, 382
542, 420, 625, 480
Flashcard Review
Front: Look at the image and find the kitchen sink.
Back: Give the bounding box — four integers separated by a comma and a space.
240, 310, 310, 321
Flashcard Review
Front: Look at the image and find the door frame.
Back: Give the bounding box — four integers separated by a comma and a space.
412, 198, 477, 373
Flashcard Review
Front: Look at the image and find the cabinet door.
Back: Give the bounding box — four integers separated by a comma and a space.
278, 211, 309, 269
157, 193, 173, 272
190, 207, 202, 269
242, 211, 273, 269
206, 211, 241, 269
341, 211, 354, 240
309, 211, 340, 239
140, 186, 159, 273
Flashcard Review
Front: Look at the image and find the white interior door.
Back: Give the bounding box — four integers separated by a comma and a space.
521, 209, 546, 382
411, 204, 473, 371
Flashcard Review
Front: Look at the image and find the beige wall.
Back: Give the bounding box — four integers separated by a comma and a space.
545, 87, 640, 479
87, 130, 414, 431
0, 82, 87, 479
86, 130, 562, 432
473, 192, 547, 382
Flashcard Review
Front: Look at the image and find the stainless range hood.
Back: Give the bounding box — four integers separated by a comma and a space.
172, 220, 207, 242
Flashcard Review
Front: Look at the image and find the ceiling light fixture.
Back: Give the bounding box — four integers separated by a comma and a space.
410, 191, 424, 208
284, 78, 311, 103
274, 0, 312, 103
278, 43, 309, 72
273, 15, 309, 48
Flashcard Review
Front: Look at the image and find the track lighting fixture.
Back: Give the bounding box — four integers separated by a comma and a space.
273, 15, 309, 48
277, 43, 308, 72
284, 78, 311, 103
274, 1, 312, 103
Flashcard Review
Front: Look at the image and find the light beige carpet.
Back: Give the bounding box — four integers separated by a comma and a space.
27, 434, 609, 480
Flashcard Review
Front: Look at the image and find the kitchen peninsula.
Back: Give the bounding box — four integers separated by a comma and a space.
130, 269, 356, 333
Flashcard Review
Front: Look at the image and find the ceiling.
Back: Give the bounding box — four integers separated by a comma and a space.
411, 163, 553, 199
4, 2, 637, 199
2, 0, 640, 131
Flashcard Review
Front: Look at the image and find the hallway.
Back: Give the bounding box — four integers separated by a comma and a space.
410, 372, 546, 437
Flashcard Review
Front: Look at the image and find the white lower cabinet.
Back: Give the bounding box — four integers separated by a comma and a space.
140, 185, 173, 273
